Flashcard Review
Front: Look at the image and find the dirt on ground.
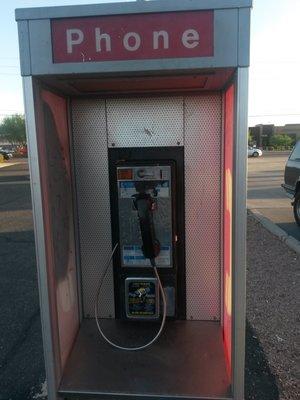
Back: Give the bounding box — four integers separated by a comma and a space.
245, 215, 300, 400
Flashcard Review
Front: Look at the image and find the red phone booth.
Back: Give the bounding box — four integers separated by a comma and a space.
16, 1, 251, 399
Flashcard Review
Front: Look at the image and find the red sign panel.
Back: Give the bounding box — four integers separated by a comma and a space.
52, 11, 214, 63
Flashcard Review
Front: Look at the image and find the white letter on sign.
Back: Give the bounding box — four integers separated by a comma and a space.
153, 31, 169, 49
123, 32, 141, 51
66, 29, 84, 53
95, 28, 111, 52
182, 29, 199, 49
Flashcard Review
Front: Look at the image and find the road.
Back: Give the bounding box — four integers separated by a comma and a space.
247, 151, 300, 241
0, 160, 45, 400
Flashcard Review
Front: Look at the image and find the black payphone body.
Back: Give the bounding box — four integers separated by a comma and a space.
108, 147, 186, 321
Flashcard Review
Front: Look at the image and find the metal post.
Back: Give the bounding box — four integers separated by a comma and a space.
232, 67, 249, 400
22, 77, 59, 400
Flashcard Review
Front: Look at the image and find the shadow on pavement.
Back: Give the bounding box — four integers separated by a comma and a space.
0, 184, 32, 212
245, 320, 279, 400
0, 175, 30, 183
0, 230, 45, 400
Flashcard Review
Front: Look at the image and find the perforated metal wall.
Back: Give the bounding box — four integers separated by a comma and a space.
107, 97, 184, 148
71, 99, 115, 318
184, 94, 222, 320
71, 95, 222, 321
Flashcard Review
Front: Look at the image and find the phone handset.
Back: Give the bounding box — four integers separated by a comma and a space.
132, 191, 160, 266
94, 170, 167, 350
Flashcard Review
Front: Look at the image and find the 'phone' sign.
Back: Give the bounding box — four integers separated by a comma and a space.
51, 11, 214, 63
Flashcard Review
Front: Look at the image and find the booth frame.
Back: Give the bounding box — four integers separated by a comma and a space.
18, 1, 251, 399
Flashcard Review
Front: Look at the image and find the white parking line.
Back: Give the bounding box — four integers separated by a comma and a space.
0, 162, 21, 168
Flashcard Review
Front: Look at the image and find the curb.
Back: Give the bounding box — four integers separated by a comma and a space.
248, 209, 300, 256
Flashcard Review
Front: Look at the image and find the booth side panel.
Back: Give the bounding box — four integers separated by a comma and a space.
223, 83, 235, 377
184, 94, 222, 320
71, 99, 115, 318
40, 90, 80, 369
232, 68, 248, 400
22, 77, 60, 399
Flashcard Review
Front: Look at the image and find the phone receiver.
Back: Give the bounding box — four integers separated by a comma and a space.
132, 192, 160, 261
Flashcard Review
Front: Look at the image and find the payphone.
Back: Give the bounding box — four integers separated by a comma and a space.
95, 148, 185, 349
117, 163, 172, 320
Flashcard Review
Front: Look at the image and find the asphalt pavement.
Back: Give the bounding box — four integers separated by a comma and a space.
247, 151, 300, 241
0, 160, 45, 400
246, 216, 300, 399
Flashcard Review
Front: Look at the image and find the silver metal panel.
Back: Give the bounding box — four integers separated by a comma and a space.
71, 99, 115, 318
214, 9, 238, 66
232, 68, 248, 400
16, 0, 253, 20
29, 19, 53, 76
27, 53, 235, 77
184, 94, 222, 321
22, 77, 59, 400
17, 21, 31, 75
107, 97, 184, 148
238, 7, 251, 67
18, 6, 249, 76
59, 319, 231, 399
164, 286, 175, 317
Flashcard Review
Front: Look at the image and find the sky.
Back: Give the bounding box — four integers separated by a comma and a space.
0, 0, 299, 127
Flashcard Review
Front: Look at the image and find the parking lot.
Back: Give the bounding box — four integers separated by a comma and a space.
247, 151, 300, 241
0, 160, 45, 400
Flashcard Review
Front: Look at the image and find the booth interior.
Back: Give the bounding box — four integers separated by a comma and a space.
31, 66, 237, 400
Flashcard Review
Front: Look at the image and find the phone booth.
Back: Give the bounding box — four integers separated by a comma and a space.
16, 1, 251, 399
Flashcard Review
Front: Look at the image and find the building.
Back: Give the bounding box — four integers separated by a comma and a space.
249, 124, 274, 147
249, 123, 300, 147
274, 124, 300, 141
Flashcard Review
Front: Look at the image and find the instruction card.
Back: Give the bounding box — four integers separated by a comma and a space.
119, 181, 170, 198
123, 245, 171, 267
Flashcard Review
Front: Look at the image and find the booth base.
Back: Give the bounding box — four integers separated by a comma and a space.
59, 319, 231, 400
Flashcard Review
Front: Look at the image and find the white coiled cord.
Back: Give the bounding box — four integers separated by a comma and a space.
94, 243, 167, 351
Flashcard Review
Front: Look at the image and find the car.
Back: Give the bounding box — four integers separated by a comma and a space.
0, 144, 16, 153
248, 146, 262, 157
0, 149, 13, 160
282, 140, 300, 226
17, 145, 28, 157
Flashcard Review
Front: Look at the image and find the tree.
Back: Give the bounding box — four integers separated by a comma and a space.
269, 134, 293, 149
248, 129, 254, 145
0, 114, 26, 145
